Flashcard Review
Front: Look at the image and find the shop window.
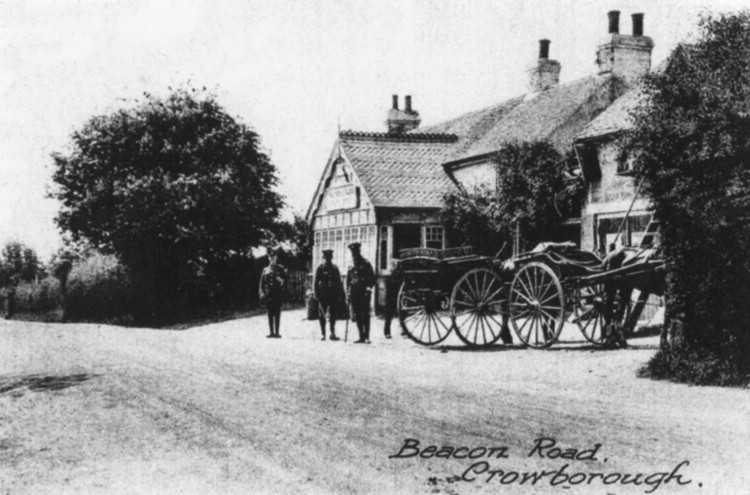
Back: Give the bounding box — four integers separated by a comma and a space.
425, 226, 444, 249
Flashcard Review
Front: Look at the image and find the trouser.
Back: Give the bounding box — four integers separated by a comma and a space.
318, 298, 337, 336
383, 301, 396, 336
266, 299, 282, 336
351, 294, 370, 341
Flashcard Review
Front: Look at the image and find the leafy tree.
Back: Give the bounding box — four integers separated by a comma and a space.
0, 241, 41, 286
441, 141, 583, 255
274, 214, 312, 264
441, 184, 508, 256
627, 12, 750, 385
50, 86, 283, 319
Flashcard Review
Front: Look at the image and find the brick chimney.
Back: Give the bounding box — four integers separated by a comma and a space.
528, 39, 561, 93
386, 94, 421, 134
596, 11, 654, 87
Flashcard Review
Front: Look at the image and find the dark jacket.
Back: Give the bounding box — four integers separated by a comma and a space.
259, 264, 288, 302
314, 262, 344, 302
346, 256, 375, 299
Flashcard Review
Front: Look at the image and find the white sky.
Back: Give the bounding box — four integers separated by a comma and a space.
1, 0, 744, 260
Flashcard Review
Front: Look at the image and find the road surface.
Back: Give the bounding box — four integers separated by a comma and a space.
1, 310, 748, 494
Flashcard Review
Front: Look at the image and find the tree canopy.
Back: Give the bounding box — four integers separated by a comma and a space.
441, 141, 583, 255
51, 87, 283, 316
627, 11, 750, 385
0, 241, 41, 286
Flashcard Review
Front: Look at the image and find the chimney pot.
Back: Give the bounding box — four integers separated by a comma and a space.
392, 94, 399, 110
405, 95, 412, 112
539, 39, 550, 59
608, 10, 620, 34
632, 13, 644, 36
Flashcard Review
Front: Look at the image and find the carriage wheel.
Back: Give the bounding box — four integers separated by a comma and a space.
398, 282, 452, 346
573, 284, 631, 346
508, 262, 564, 348
450, 268, 507, 347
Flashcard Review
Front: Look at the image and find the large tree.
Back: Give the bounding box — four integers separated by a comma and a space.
51, 87, 283, 317
442, 141, 583, 255
627, 12, 750, 385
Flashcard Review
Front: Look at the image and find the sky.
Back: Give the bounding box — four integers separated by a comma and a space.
1, 0, 745, 260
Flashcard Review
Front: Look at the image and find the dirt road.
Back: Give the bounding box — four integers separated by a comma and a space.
1, 310, 748, 495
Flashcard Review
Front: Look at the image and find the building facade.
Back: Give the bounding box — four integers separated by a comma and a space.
306, 10, 658, 305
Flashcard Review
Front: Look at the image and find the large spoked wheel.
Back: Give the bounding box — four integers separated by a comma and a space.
573, 284, 631, 346
508, 262, 564, 348
398, 282, 453, 346
450, 268, 507, 347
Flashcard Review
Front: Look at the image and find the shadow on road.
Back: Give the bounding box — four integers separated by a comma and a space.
431, 341, 658, 353
0, 373, 98, 395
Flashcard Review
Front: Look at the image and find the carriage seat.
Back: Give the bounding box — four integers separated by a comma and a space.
602, 246, 656, 269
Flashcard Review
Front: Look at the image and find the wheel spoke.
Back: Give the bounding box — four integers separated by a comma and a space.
434, 312, 452, 334
453, 299, 474, 308
486, 312, 504, 333
522, 268, 536, 300
536, 280, 556, 304
516, 272, 535, 301
537, 307, 559, 325
484, 284, 504, 304
404, 309, 425, 322
479, 315, 488, 344
512, 290, 536, 306
459, 287, 475, 304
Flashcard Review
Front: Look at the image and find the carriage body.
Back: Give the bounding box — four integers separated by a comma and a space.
396, 241, 666, 349
395, 246, 510, 346
505, 242, 666, 348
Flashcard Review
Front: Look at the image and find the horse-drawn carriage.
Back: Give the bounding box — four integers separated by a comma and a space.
396, 223, 665, 349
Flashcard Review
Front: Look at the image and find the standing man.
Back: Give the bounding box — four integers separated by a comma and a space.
346, 242, 375, 344
259, 247, 288, 338
314, 249, 343, 341
383, 259, 402, 339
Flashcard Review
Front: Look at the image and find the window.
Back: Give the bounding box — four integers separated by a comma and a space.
616, 155, 633, 175
360, 227, 368, 242
425, 226, 444, 249
336, 229, 343, 242
596, 213, 651, 252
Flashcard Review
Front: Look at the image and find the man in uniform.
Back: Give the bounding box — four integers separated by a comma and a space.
259, 247, 288, 338
314, 249, 343, 341
346, 242, 375, 344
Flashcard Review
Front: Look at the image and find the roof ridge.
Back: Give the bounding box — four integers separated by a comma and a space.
339, 130, 458, 143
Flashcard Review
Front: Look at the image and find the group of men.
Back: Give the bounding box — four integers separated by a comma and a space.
258, 243, 400, 343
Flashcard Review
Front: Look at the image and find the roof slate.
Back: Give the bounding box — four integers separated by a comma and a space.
422, 75, 617, 164
339, 133, 458, 209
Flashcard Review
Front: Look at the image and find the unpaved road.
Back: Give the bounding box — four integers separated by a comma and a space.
1, 310, 748, 495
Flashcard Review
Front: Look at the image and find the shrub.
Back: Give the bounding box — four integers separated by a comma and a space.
628, 12, 750, 386
14, 277, 62, 313
65, 253, 134, 322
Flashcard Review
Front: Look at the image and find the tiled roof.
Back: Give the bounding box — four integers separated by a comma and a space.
339, 132, 458, 208
576, 87, 645, 141
422, 75, 617, 164
334, 75, 620, 209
